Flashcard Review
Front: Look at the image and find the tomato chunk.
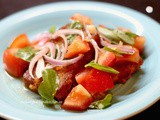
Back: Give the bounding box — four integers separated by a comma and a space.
116, 48, 141, 63
134, 36, 145, 53
98, 51, 116, 67
62, 84, 93, 111
71, 13, 93, 25
76, 68, 114, 93
9, 34, 30, 48
65, 36, 90, 58
3, 48, 29, 77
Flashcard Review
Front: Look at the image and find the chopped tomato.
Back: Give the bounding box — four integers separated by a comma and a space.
62, 84, 93, 111
71, 13, 93, 25
116, 48, 141, 63
65, 36, 90, 58
98, 51, 116, 67
3, 48, 29, 77
9, 34, 30, 48
75, 68, 90, 83
76, 68, 114, 93
86, 25, 97, 35
134, 36, 145, 53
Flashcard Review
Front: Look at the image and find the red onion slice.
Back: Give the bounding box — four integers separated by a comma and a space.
33, 29, 84, 46
59, 45, 65, 60
45, 64, 54, 69
59, 34, 68, 60
51, 29, 84, 40
29, 47, 49, 78
100, 39, 135, 54
90, 39, 100, 63
33, 32, 51, 46
29, 29, 85, 78
85, 26, 92, 39
60, 34, 68, 51
99, 33, 111, 43
44, 54, 84, 67
45, 42, 56, 58
55, 45, 61, 60
35, 57, 45, 78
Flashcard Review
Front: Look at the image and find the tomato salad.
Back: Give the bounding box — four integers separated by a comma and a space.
3, 13, 145, 111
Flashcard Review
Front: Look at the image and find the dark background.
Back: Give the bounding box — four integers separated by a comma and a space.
0, 0, 160, 22
0, 0, 159, 120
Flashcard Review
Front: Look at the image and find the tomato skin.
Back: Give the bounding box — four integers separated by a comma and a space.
76, 68, 114, 94
9, 34, 30, 48
98, 51, 116, 67
134, 36, 145, 53
62, 84, 93, 111
71, 13, 93, 25
116, 48, 141, 63
3, 49, 29, 78
65, 36, 90, 58
75, 68, 90, 83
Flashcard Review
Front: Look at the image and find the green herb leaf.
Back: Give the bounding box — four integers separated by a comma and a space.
66, 34, 76, 44
67, 20, 83, 44
38, 69, 58, 105
69, 20, 83, 30
103, 46, 129, 54
49, 26, 56, 34
125, 32, 138, 38
97, 27, 137, 45
15, 47, 38, 62
89, 94, 112, 109
97, 27, 120, 43
85, 61, 119, 74
113, 29, 135, 45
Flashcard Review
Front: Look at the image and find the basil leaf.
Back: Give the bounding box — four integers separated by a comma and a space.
66, 34, 76, 44
113, 29, 135, 45
103, 46, 129, 54
49, 26, 56, 34
97, 27, 120, 43
89, 94, 112, 109
67, 20, 83, 44
15, 47, 38, 62
69, 20, 83, 30
85, 61, 119, 74
38, 69, 58, 105
97, 27, 137, 45
125, 32, 138, 38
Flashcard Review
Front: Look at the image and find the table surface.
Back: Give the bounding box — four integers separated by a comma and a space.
0, 0, 159, 120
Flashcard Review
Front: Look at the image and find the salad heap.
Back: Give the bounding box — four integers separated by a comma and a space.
3, 13, 145, 111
